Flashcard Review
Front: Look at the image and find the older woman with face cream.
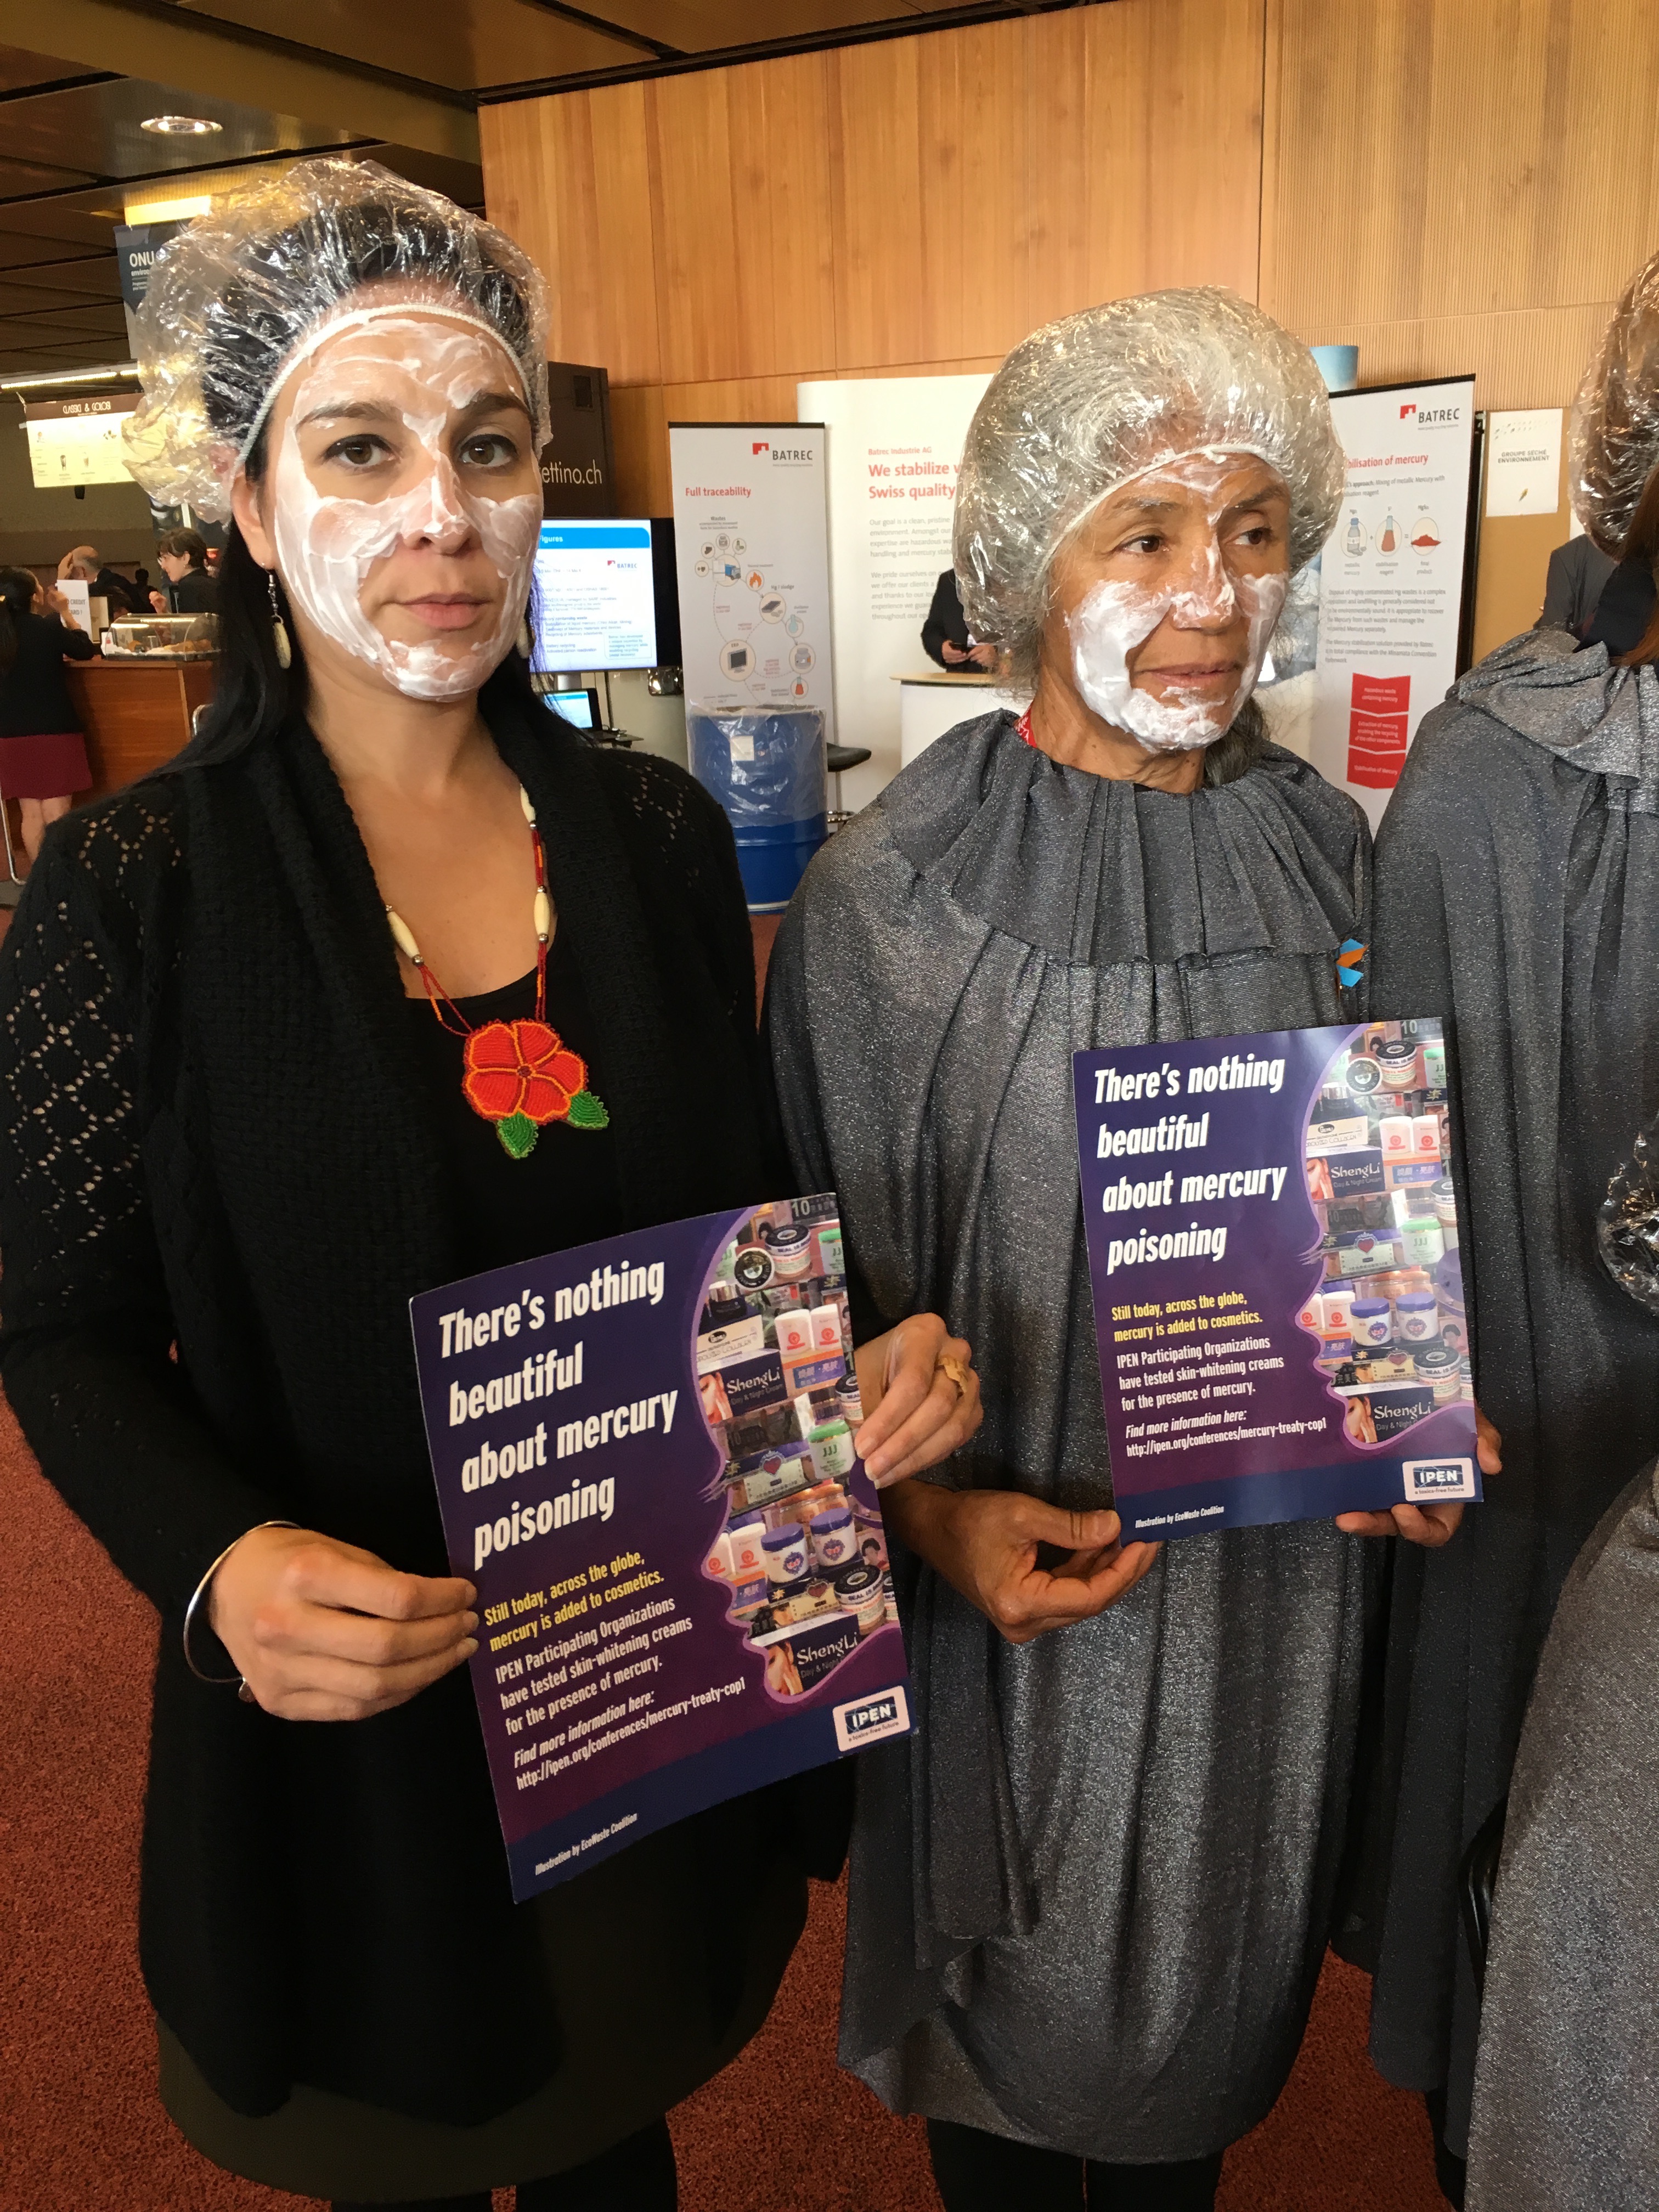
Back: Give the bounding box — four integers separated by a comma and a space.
0, 160, 975, 2212
767, 292, 1483, 2211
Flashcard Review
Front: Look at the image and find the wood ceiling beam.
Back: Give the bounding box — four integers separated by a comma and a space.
12, 0, 481, 161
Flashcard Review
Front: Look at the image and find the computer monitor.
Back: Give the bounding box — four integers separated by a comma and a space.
530, 518, 681, 674
542, 685, 602, 731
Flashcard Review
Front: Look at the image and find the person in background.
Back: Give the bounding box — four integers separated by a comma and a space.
149, 527, 218, 615
1348, 247, 1659, 2207
921, 566, 998, 670
0, 566, 95, 866
0, 157, 977, 2212
133, 563, 151, 600
58, 543, 137, 616
1535, 529, 1615, 632
769, 290, 1493, 2212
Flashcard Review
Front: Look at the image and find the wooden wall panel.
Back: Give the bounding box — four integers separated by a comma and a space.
482, 0, 1268, 503
826, 18, 1029, 372
1262, 0, 1659, 405
481, 84, 662, 384
1028, 0, 1263, 328
647, 57, 836, 384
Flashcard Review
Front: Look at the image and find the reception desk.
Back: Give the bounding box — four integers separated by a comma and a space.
66, 658, 217, 797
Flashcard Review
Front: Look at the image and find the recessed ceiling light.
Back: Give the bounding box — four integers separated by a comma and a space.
140, 115, 222, 137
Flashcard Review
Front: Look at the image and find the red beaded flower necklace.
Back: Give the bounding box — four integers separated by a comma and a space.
386, 785, 608, 1160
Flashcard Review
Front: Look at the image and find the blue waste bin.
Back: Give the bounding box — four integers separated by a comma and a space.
686, 708, 828, 913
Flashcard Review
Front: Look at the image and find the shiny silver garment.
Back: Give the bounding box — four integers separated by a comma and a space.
1353, 628, 1659, 2157
1465, 1461, 1659, 2211
766, 713, 1376, 2162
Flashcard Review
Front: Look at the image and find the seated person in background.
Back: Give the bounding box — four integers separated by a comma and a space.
149, 528, 218, 615
921, 565, 997, 669
1536, 529, 1616, 631
57, 543, 136, 615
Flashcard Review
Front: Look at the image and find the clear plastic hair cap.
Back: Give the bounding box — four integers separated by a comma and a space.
121, 156, 550, 522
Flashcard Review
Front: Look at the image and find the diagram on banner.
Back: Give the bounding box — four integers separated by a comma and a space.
687, 548, 821, 703
669, 425, 834, 729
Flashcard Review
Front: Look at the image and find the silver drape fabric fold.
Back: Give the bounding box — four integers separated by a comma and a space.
767, 715, 1378, 2160
1464, 1462, 1659, 2212
1355, 630, 1659, 2155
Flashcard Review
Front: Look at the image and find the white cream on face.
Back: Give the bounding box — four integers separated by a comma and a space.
264, 312, 541, 701
1064, 449, 1289, 753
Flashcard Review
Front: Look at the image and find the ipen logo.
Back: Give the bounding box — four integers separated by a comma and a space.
833, 1685, 911, 1753
1403, 1457, 1476, 1502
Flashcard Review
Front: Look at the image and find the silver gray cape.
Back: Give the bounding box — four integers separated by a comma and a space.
1350, 629, 1659, 2154
1465, 1462, 1659, 2210
766, 714, 1376, 2161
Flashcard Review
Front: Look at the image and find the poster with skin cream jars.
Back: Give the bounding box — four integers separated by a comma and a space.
1074, 1018, 1481, 1541
410, 1193, 909, 1901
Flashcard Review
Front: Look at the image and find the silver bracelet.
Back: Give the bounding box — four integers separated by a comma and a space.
182, 1520, 300, 1686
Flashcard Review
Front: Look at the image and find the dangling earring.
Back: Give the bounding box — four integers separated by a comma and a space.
517, 618, 532, 661
268, 570, 292, 670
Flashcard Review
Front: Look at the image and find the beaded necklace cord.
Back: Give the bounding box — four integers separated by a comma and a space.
385, 783, 609, 1159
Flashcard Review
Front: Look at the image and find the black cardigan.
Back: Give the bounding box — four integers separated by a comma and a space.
0, 609, 97, 737
0, 690, 821, 2125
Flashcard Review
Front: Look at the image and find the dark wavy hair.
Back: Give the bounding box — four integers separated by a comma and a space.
0, 565, 41, 676
168, 202, 543, 771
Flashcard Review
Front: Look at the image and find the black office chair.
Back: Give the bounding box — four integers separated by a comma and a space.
826, 742, 871, 831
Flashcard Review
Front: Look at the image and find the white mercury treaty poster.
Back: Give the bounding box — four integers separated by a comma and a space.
668, 424, 834, 739
1310, 377, 1476, 831
798, 372, 992, 806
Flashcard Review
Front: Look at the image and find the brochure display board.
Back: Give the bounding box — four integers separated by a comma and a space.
797, 373, 992, 805
668, 424, 834, 740
1310, 377, 1477, 828
1074, 1020, 1481, 1539
412, 1195, 909, 1900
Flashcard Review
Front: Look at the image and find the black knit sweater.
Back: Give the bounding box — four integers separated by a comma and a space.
0, 692, 816, 2125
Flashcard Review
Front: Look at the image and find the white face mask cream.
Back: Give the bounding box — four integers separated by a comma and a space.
1063, 450, 1290, 753
263, 312, 541, 702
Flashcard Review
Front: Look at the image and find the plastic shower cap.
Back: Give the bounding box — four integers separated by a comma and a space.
953, 287, 1345, 664
1569, 250, 1659, 556
123, 156, 549, 522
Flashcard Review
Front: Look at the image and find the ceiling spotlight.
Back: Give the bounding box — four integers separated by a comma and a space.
140, 115, 222, 137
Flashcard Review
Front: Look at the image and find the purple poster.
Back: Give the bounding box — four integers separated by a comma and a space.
411, 1195, 910, 1900
1074, 1019, 1482, 1539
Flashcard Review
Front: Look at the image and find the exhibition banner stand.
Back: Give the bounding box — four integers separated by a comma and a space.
1309, 376, 1478, 829
668, 423, 834, 738
798, 373, 992, 803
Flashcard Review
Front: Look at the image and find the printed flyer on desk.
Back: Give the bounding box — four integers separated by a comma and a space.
411, 1195, 909, 1903
1074, 1020, 1481, 1539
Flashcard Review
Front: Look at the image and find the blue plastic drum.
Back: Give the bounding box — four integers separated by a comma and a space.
687, 708, 828, 913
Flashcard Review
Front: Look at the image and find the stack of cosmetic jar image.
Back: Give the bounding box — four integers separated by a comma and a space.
1297, 1020, 1472, 1441
695, 1201, 899, 1696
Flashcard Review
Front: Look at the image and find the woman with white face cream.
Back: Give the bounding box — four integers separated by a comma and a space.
767, 291, 1492, 2210
0, 160, 977, 2211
